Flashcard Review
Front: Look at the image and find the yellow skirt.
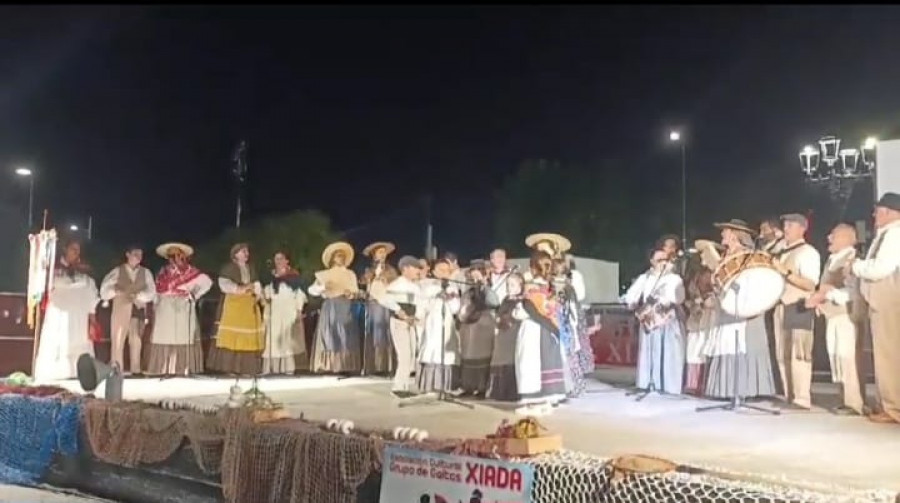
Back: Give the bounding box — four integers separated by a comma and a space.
216, 294, 264, 352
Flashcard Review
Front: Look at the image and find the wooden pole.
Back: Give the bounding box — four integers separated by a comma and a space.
30, 209, 50, 375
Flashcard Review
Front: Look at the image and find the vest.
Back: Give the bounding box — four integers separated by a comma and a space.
859, 225, 900, 312
112, 264, 149, 317
818, 251, 855, 320
779, 242, 817, 305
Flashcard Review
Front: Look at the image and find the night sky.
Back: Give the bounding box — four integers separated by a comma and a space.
2, 5, 900, 261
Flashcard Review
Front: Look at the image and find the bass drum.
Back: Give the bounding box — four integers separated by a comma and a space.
713, 251, 785, 318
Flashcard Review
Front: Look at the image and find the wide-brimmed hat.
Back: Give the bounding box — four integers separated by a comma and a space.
229, 242, 250, 258
713, 219, 756, 236
362, 241, 396, 257
524, 232, 572, 253
156, 242, 194, 259
321, 241, 355, 267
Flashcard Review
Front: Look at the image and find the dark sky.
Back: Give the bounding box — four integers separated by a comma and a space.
2, 5, 900, 258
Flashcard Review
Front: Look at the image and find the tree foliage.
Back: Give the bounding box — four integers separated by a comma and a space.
192, 209, 339, 283
494, 158, 841, 286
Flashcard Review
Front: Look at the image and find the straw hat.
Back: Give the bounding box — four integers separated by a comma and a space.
156, 242, 194, 259
321, 241, 355, 267
525, 232, 572, 253
362, 241, 396, 257
713, 219, 756, 236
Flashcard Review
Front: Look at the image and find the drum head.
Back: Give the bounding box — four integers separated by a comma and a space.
719, 268, 785, 318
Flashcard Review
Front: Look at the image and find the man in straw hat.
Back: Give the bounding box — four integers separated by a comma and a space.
770, 213, 821, 410
99, 244, 157, 376
849, 192, 900, 424
361, 241, 398, 374
701, 219, 777, 400
378, 255, 427, 397
145, 242, 213, 376
308, 241, 362, 374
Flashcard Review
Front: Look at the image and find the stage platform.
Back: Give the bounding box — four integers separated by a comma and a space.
51, 366, 900, 497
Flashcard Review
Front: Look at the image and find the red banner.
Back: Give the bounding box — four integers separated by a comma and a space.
584, 305, 638, 367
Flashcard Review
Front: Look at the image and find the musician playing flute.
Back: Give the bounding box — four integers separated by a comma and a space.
416, 259, 461, 393
702, 220, 777, 399
622, 248, 685, 395
361, 241, 399, 375
458, 259, 500, 397
308, 241, 362, 374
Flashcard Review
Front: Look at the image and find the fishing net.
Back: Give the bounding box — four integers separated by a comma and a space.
219, 411, 381, 503
375, 437, 895, 503
0, 395, 81, 485
82, 399, 225, 474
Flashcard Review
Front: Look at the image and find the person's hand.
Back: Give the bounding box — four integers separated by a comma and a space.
819, 284, 834, 294
396, 311, 409, 321
772, 260, 790, 276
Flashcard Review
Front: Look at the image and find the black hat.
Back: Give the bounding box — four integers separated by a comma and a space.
876, 192, 900, 212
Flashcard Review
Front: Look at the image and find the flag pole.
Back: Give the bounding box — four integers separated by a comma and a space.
30, 209, 51, 374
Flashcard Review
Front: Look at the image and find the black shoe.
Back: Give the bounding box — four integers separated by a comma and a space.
831, 406, 861, 416
391, 390, 414, 399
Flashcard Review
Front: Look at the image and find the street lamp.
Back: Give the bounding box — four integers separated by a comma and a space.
14, 167, 34, 229
669, 130, 687, 246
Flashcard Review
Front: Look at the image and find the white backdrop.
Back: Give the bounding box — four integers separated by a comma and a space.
876, 138, 900, 198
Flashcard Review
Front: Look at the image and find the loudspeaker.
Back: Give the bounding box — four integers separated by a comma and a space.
77, 353, 123, 401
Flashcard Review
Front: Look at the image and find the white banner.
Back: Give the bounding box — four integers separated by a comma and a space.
876, 139, 900, 198
380, 445, 534, 503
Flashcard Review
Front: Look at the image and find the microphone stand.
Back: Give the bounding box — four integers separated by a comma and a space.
338, 290, 369, 380
399, 280, 473, 409
696, 253, 780, 415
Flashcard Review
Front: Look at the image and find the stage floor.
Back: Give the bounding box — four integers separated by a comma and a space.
52, 366, 900, 496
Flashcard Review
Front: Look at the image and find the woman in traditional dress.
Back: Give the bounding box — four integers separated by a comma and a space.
361, 241, 398, 375
622, 248, 686, 395
487, 272, 524, 402
146, 243, 213, 376
683, 253, 716, 396
702, 220, 777, 399
261, 250, 308, 374
457, 260, 500, 397
34, 240, 100, 382
513, 251, 567, 415
565, 256, 595, 379
551, 257, 586, 398
308, 242, 361, 374
207, 243, 264, 375
416, 259, 461, 393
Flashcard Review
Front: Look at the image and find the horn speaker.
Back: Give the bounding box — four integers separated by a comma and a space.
77, 353, 124, 401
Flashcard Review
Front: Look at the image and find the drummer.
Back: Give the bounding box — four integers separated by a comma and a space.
771, 213, 821, 410
702, 219, 778, 400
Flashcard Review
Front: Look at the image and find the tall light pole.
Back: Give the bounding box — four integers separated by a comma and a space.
669, 131, 687, 246
14, 167, 34, 229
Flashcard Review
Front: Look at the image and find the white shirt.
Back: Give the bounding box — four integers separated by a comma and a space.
379, 276, 427, 323
489, 269, 512, 303
621, 268, 685, 308
99, 265, 157, 305
823, 247, 857, 306
852, 219, 900, 281
783, 240, 822, 284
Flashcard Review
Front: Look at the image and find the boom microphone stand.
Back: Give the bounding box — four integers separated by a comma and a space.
399, 279, 473, 410
696, 273, 780, 415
